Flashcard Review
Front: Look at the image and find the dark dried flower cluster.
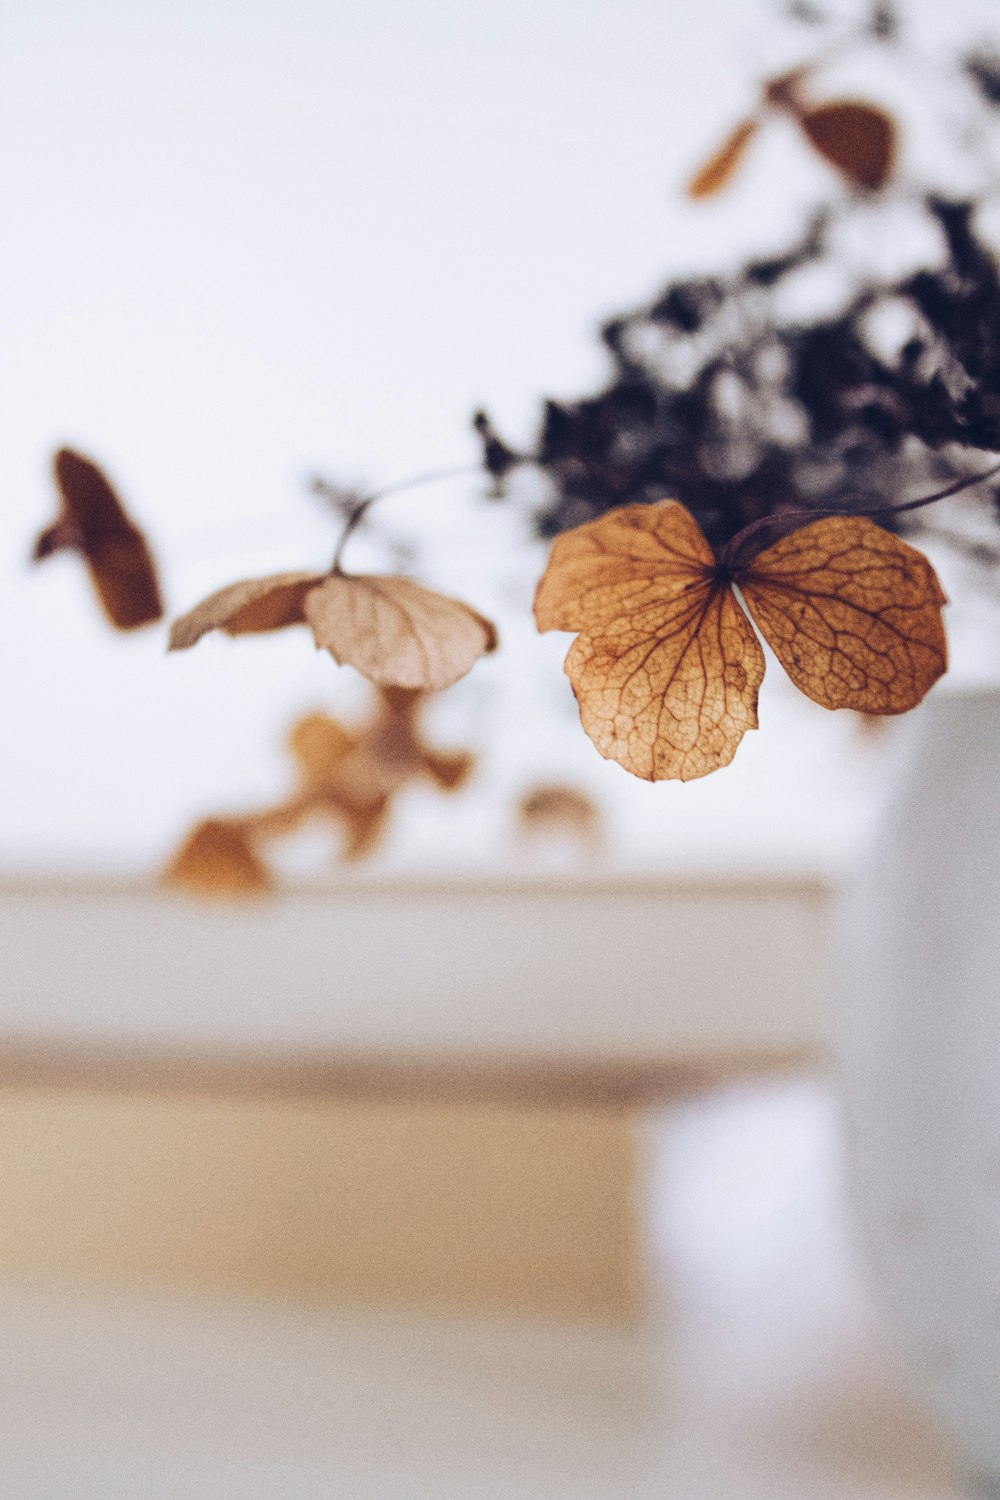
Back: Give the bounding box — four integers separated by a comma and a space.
478, 194, 1000, 556
475, 7, 1000, 559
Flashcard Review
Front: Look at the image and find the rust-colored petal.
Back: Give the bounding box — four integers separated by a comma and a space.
304, 574, 498, 691
686, 117, 759, 199
737, 514, 947, 714
168, 572, 323, 650
797, 101, 896, 190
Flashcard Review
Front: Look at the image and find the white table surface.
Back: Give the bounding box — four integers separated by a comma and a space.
0, 1073, 965, 1500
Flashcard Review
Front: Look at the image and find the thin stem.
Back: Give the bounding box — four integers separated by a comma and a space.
330, 462, 483, 573
720, 456, 1000, 570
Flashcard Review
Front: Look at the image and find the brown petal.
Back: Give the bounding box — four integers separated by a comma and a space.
797, 101, 896, 190
168, 572, 324, 650
304, 574, 498, 691
737, 515, 947, 713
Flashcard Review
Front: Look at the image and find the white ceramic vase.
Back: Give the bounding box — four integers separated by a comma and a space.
840, 685, 1000, 1491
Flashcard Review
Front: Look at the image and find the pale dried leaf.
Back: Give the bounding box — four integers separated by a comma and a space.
738, 515, 947, 713
304, 574, 498, 691
339, 797, 392, 861
535, 502, 764, 781
168, 572, 323, 650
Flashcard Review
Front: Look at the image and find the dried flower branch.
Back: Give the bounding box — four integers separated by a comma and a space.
170, 569, 497, 691
169, 463, 498, 691
687, 57, 896, 199
163, 686, 478, 895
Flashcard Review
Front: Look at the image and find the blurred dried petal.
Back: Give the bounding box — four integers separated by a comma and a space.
33, 448, 164, 631
228, 686, 477, 869
422, 750, 474, 790
517, 785, 601, 840
162, 819, 272, 898
287, 712, 361, 795
338, 797, 392, 861
687, 118, 759, 199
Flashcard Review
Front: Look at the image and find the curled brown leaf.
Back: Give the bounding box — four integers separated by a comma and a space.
167, 572, 324, 650
33, 448, 164, 630
535, 501, 947, 782
170, 571, 498, 692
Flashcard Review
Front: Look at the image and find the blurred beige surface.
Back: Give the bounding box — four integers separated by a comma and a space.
0, 1075, 965, 1499
0, 1086, 641, 1314
0, 876, 829, 1057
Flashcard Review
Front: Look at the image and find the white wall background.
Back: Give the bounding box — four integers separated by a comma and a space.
1, 0, 996, 875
